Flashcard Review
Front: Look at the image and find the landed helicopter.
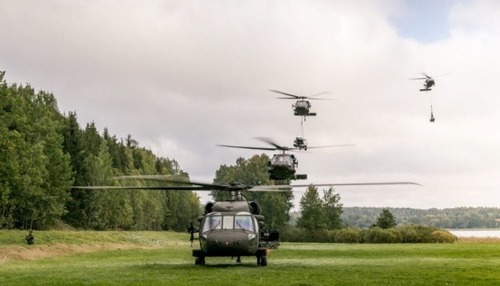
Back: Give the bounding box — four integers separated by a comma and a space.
270, 90, 332, 119
218, 138, 353, 181
73, 176, 421, 266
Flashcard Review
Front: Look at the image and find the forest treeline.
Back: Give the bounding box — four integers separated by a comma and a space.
0, 71, 201, 230
2, 71, 497, 234
341, 207, 500, 229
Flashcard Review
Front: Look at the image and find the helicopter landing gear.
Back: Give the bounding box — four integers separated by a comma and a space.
195, 255, 205, 265
258, 255, 267, 266
256, 249, 268, 266
256, 255, 267, 266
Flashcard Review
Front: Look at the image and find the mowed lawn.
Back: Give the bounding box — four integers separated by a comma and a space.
1, 231, 499, 285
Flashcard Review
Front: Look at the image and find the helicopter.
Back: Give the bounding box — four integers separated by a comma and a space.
73, 177, 282, 266
218, 138, 353, 181
270, 90, 331, 119
410, 73, 449, 92
73, 176, 421, 266
410, 73, 435, 92
410, 73, 448, 122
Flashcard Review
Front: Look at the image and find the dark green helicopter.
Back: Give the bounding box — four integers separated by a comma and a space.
73, 177, 420, 266
270, 90, 333, 120
218, 137, 353, 181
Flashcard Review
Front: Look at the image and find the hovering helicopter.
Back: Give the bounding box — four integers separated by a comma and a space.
410, 73, 449, 92
218, 138, 353, 181
410, 73, 435, 91
270, 90, 332, 119
410, 73, 448, 122
73, 176, 421, 266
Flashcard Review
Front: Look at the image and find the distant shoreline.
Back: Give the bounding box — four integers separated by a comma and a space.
448, 229, 500, 238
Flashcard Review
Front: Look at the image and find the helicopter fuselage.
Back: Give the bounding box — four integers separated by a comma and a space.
193, 210, 268, 265
268, 153, 297, 180
293, 100, 316, 116
420, 79, 435, 91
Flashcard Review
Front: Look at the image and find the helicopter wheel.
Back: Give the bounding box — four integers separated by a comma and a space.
195, 256, 205, 265
260, 255, 267, 267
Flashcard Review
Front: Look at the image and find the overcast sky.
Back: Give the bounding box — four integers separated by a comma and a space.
2, 0, 500, 210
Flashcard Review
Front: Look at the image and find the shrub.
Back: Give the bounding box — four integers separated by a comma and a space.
396, 225, 456, 243
334, 228, 361, 243
430, 230, 458, 243
363, 227, 401, 243
280, 226, 307, 242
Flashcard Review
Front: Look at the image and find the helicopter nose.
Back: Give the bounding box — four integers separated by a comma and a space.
206, 232, 252, 254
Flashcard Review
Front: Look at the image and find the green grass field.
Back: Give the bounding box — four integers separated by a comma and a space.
1, 230, 499, 285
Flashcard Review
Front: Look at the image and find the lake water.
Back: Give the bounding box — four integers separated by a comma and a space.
448, 229, 500, 238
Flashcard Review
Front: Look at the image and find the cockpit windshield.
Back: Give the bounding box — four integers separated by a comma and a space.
202, 213, 256, 233
271, 154, 292, 165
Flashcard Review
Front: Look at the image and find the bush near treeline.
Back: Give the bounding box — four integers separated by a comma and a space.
281, 225, 458, 243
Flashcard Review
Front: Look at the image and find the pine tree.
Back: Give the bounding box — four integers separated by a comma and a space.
297, 185, 326, 231
322, 187, 343, 230
374, 208, 397, 229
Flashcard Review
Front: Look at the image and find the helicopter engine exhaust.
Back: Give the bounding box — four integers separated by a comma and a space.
249, 201, 261, 215
204, 202, 214, 214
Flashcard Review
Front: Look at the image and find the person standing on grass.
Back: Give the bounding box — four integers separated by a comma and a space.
25, 230, 34, 245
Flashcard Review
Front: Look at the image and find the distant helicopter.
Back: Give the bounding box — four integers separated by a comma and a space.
410, 73, 448, 92
73, 176, 421, 266
410, 73, 448, 122
410, 73, 435, 91
270, 90, 332, 119
219, 138, 353, 181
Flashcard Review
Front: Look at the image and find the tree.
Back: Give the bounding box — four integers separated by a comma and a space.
322, 187, 343, 230
297, 185, 326, 231
374, 208, 396, 229
213, 154, 293, 230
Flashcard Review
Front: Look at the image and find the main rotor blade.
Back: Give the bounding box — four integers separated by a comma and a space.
409, 77, 427, 80
248, 185, 292, 192
115, 175, 241, 190
278, 182, 423, 188
71, 185, 209, 191
308, 91, 335, 100
276, 97, 299, 100
306, 144, 355, 149
270, 90, 305, 99
255, 137, 288, 150
217, 144, 277, 151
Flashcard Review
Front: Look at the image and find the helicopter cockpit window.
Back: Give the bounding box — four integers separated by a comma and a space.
296, 101, 307, 108
222, 215, 234, 230
235, 215, 254, 232
272, 155, 290, 165
203, 215, 222, 232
